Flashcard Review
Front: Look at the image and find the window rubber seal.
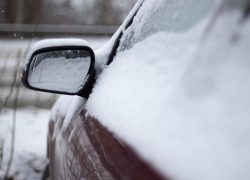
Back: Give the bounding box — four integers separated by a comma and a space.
107, 1, 144, 65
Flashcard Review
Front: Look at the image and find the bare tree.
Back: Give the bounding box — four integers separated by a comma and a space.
3, 50, 21, 180
0, 139, 3, 170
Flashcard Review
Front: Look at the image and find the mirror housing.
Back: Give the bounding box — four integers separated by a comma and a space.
21, 39, 95, 98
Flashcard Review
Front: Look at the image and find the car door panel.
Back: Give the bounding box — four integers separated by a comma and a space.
49, 103, 167, 180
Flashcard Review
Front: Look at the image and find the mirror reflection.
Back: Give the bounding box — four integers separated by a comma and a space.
28, 49, 91, 93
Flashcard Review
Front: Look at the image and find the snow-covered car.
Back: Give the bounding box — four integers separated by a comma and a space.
21, 0, 250, 179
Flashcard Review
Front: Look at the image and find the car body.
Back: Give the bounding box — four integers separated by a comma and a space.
22, 0, 250, 180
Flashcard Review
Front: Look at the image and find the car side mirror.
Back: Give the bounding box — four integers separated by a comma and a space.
21, 39, 95, 98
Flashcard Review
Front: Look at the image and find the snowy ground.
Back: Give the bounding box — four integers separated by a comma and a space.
0, 107, 50, 180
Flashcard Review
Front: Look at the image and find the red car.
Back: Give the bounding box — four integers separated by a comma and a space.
22, 0, 250, 179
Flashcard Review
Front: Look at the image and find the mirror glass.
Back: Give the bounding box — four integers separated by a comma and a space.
28, 49, 91, 93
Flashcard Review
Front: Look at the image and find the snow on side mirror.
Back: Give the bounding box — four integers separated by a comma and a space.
21, 39, 95, 98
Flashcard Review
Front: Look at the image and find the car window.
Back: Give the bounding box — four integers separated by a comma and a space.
118, 0, 216, 52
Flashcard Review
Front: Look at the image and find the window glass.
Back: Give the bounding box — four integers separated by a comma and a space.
118, 0, 216, 52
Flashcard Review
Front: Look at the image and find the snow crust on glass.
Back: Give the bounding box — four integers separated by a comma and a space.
28, 56, 90, 93
86, 2, 250, 180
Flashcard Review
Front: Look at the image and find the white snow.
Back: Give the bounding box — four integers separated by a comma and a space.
68, 126, 77, 143
85, 2, 250, 180
28, 39, 90, 54
0, 107, 50, 180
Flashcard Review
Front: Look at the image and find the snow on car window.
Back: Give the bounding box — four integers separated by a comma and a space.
118, 0, 216, 51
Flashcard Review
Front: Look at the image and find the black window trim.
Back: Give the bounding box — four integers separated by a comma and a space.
107, 0, 145, 65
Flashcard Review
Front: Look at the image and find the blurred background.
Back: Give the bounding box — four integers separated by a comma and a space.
0, 1, 137, 179
0, 0, 137, 109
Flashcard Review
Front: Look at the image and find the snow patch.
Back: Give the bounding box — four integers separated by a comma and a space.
0, 107, 50, 180
50, 95, 86, 138
68, 126, 77, 143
